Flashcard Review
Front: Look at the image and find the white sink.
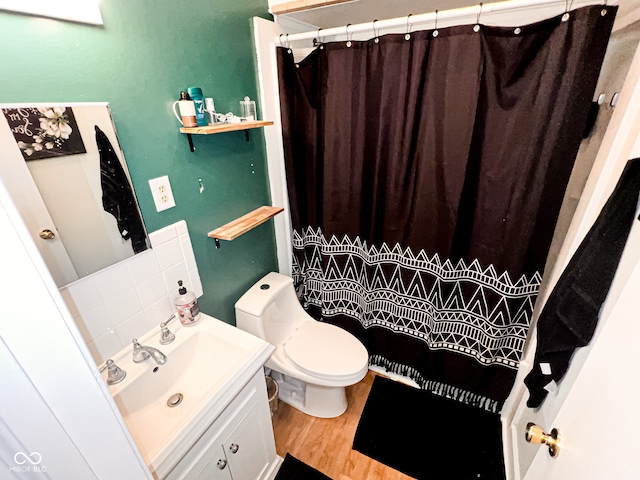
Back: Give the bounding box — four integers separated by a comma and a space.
103, 314, 274, 478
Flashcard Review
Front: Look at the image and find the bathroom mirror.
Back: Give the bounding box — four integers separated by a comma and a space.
0, 103, 150, 287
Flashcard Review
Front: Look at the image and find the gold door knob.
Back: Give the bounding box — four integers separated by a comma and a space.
39, 229, 55, 240
525, 422, 560, 458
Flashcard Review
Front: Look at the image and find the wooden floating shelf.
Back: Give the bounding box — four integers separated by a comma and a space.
208, 206, 284, 247
270, 0, 353, 15
180, 120, 274, 135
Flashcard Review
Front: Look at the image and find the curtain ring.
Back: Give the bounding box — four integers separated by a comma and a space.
373, 19, 380, 44
315, 28, 324, 48
405, 14, 412, 40
286, 33, 292, 53
279, 34, 285, 47
433, 10, 439, 37
562, 0, 573, 21
474, 3, 483, 32
346, 23, 352, 47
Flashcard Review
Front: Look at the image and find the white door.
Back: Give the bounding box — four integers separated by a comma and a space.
0, 178, 153, 479
0, 114, 78, 286
520, 241, 640, 479
0, 336, 97, 479
506, 213, 640, 480
505, 15, 640, 478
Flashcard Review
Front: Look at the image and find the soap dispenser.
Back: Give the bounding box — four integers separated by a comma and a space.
175, 280, 201, 326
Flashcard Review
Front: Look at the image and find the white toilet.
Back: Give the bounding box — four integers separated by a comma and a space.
235, 272, 369, 418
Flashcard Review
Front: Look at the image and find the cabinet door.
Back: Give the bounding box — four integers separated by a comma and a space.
223, 400, 270, 480
179, 442, 232, 480
164, 371, 276, 480
165, 421, 233, 480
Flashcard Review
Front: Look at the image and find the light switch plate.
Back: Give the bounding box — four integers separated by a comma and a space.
148, 175, 176, 212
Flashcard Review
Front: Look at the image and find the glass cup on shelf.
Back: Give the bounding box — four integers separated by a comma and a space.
240, 96, 257, 121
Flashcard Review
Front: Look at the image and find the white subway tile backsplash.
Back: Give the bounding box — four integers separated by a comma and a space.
181, 236, 197, 272
60, 220, 201, 365
74, 315, 92, 344
176, 220, 188, 236
143, 297, 174, 330
163, 261, 189, 294
136, 274, 168, 307
65, 279, 102, 314
128, 250, 161, 284
76, 305, 113, 341
94, 262, 135, 300
87, 329, 122, 365
116, 312, 150, 345
155, 238, 183, 270
149, 224, 178, 246
106, 289, 142, 325
60, 288, 81, 318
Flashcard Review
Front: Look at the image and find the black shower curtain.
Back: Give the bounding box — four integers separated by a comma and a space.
277, 5, 616, 411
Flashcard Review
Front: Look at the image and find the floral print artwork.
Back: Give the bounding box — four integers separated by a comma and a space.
2, 107, 86, 160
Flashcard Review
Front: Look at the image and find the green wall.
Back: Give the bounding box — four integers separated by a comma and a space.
0, 0, 278, 323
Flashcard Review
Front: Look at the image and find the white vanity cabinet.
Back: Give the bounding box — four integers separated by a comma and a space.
104, 316, 279, 479
165, 371, 278, 480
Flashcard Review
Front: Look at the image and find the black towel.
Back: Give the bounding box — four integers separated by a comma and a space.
524, 158, 640, 407
96, 125, 148, 254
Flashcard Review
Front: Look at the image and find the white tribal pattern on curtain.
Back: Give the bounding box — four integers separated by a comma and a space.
293, 228, 539, 370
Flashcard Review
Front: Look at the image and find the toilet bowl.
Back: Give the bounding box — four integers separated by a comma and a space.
235, 272, 369, 418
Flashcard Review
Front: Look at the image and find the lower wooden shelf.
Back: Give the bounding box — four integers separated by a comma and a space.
208, 206, 284, 248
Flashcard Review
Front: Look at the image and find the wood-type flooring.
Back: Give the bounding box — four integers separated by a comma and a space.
271, 371, 414, 480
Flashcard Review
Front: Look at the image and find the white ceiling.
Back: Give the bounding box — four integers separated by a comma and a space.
276, 0, 639, 32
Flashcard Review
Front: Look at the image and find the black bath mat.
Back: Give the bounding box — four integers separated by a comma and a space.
353, 376, 505, 480
274, 453, 332, 480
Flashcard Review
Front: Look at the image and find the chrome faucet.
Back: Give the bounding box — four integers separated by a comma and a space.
159, 314, 176, 345
100, 359, 127, 385
132, 338, 167, 365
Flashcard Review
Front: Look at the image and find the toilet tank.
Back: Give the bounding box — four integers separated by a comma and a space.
235, 272, 308, 346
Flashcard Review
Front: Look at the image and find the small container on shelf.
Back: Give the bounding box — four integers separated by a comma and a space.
172, 91, 197, 127
205, 97, 217, 125
188, 87, 207, 126
240, 96, 257, 121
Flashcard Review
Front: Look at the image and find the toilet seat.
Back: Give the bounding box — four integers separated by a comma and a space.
283, 321, 369, 381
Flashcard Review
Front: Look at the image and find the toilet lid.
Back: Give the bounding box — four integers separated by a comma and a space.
283, 321, 368, 379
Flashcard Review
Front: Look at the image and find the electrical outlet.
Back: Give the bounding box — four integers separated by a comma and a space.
148, 175, 176, 212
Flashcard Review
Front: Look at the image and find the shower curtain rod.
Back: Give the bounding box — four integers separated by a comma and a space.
276, 0, 613, 43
